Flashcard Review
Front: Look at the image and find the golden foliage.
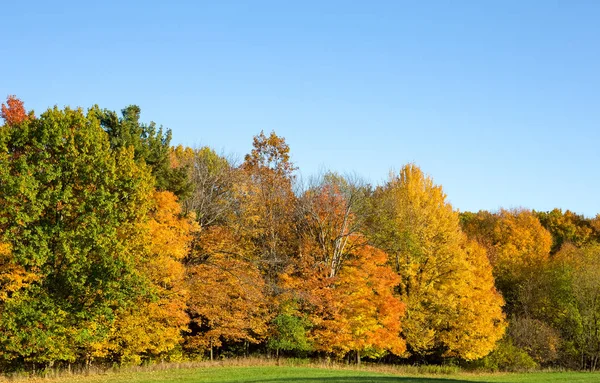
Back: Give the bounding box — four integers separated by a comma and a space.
492, 209, 552, 274
0, 242, 37, 302
93, 191, 197, 362
370, 164, 505, 360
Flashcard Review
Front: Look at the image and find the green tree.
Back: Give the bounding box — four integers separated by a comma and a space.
267, 307, 312, 358
553, 243, 600, 370
0, 106, 154, 366
94, 105, 191, 197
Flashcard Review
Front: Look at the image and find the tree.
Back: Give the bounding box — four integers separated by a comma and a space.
0, 106, 154, 365
237, 131, 298, 279
367, 164, 505, 360
462, 209, 552, 315
536, 209, 594, 254
281, 238, 405, 362
296, 173, 367, 278
185, 226, 270, 360
1, 95, 32, 126
267, 300, 313, 358
94, 105, 191, 197
507, 316, 560, 364
334, 243, 406, 362
173, 145, 237, 228
284, 179, 405, 362
552, 243, 600, 370
439, 240, 509, 360
180, 133, 299, 359
492, 209, 552, 277
92, 191, 198, 364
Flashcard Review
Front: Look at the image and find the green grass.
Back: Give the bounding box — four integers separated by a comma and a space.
9, 365, 600, 383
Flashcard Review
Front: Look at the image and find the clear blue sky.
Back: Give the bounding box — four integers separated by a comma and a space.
2, 1, 599, 216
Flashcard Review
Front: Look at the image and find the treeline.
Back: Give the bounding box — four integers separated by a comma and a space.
461, 209, 600, 370
0, 96, 599, 371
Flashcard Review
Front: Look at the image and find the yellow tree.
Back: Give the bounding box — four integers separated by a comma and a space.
492, 209, 552, 316
462, 209, 552, 315
368, 164, 505, 360
492, 209, 551, 271
92, 191, 198, 364
437, 241, 508, 360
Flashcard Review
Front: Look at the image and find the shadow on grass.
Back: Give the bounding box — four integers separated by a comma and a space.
222, 378, 492, 383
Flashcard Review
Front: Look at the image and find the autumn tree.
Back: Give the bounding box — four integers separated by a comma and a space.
491, 209, 552, 277
1, 95, 32, 126
462, 209, 552, 315
237, 131, 298, 279
282, 179, 405, 362
93, 191, 198, 364
536, 209, 595, 254
0, 106, 154, 366
177, 140, 275, 358
367, 164, 505, 361
296, 173, 368, 278
281, 238, 405, 362
333, 243, 406, 362
173, 145, 237, 227
185, 226, 269, 360
178, 136, 298, 360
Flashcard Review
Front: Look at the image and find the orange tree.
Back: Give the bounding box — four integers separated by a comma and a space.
91, 191, 198, 364
282, 177, 405, 362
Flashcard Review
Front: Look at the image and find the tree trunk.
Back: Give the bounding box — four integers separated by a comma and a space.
357, 350, 361, 365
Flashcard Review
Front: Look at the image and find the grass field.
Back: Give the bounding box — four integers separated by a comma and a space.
9, 365, 600, 383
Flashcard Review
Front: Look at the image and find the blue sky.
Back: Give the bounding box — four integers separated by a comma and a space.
2, 1, 599, 216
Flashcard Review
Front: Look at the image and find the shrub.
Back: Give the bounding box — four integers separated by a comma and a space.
474, 339, 538, 371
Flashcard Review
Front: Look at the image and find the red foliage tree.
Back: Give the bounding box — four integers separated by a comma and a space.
1, 95, 29, 126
